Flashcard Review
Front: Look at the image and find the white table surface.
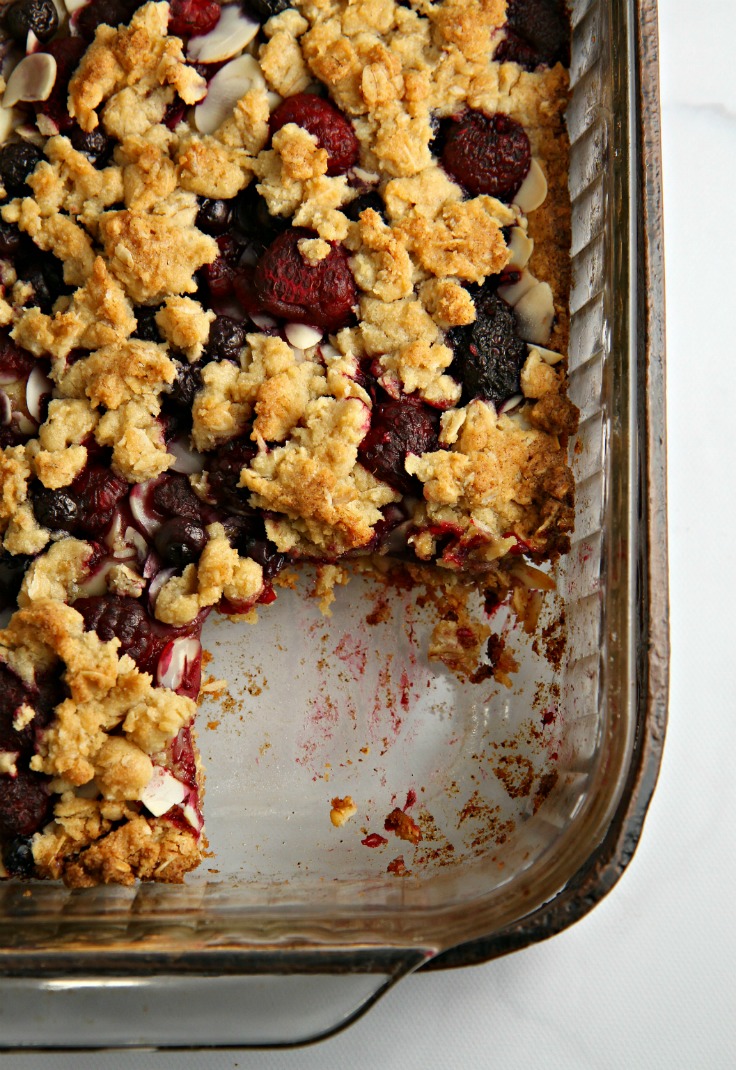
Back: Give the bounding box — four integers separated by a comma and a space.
7, 1, 736, 1066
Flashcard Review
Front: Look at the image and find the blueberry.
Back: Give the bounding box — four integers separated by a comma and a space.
233, 183, 289, 245
31, 485, 79, 532
343, 190, 386, 224
133, 306, 163, 342
5, 0, 58, 45
196, 198, 233, 236
3, 835, 36, 878
0, 221, 23, 258
0, 552, 30, 611
0, 142, 44, 198
242, 0, 289, 22
151, 473, 203, 522
69, 127, 114, 167
154, 518, 207, 567
204, 316, 247, 363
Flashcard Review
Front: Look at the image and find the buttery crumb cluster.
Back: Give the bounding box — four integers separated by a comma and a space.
0, 0, 576, 885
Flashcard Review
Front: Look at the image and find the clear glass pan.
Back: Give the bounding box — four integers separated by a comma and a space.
0, 0, 668, 1049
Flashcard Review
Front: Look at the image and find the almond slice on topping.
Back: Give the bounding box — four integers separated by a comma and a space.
25, 365, 52, 423
497, 268, 537, 307
284, 323, 322, 350
528, 343, 565, 366
140, 767, 187, 817
514, 281, 555, 345
3, 53, 57, 108
513, 158, 547, 214
64, 0, 90, 11
194, 54, 266, 135
156, 636, 201, 692
182, 802, 203, 832
168, 436, 206, 474
507, 226, 534, 271
0, 105, 19, 145
0, 389, 11, 426
187, 4, 259, 64
26, 30, 40, 55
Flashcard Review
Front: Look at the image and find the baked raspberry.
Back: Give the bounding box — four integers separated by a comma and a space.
0, 767, 50, 838
5, 0, 57, 43
70, 463, 128, 537
36, 36, 87, 132
501, 0, 570, 70
0, 333, 35, 381
442, 112, 531, 201
253, 228, 357, 331
0, 663, 34, 751
358, 398, 440, 496
449, 292, 527, 405
168, 0, 220, 39
154, 518, 207, 567
75, 595, 163, 674
494, 30, 541, 70
269, 93, 359, 176
0, 143, 44, 198
201, 235, 243, 301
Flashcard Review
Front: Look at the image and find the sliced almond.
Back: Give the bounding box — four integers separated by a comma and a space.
25, 364, 52, 422
514, 281, 555, 345
497, 268, 537, 308
64, 0, 90, 11
507, 226, 534, 271
528, 343, 565, 366
141, 767, 187, 817
187, 4, 260, 64
26, 30, 40, 55
284, 322, 322, 350
0, 104, 19, 146
194, 53, 266, 135
3, 53, 57, 108
513, 158, 547, 214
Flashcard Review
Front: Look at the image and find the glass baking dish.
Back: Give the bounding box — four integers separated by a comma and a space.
0, 0, 668, 1049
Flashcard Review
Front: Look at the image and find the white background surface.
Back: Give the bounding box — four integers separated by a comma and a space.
7, 1, 736, 1066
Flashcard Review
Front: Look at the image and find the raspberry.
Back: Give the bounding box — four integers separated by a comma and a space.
0, 333, 34, 381
75, 595, 162, 674
201, 235, 243, 301
168, 0, 220, 38
253, 228, 357, 331
269, 93, 359, 176
494, 30, 541, 70
4, 0, 58, 44
501, 0, 570, 70
0, 143, 44, 198
449, 292, 527, 405
0, 663, 34, 753
69, 463, 128, 537
442, 111, 531, 201
358, 398, 440, 495
0, 767, 50, 837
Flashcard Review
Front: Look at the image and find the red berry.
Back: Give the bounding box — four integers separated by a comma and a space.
168, 0, 220, 38
0, 332, 34, 381
75, 595, 163, 674
358, 398, 440, 495
0, 766, 50, 837
70, 463, 128, 537
442, 111, 531, 201
269, 93, 359, 176
37, 37, 86, 133
253, 228, 357, 331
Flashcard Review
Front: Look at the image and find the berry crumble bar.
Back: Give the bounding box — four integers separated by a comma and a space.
0, 0, 577, 885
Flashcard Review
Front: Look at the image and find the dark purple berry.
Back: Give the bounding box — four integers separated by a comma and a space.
154, 518, 207, 567
75, 595, 162, 674
5, 0, 58, 44
15, 248, 68, 313
442, 111, 531, 201
70, 464, 128, 537
151, 473, 203, 522
233, 183, 288, 245
69, 126, 114, 166
36, 36, 86, 134
243, 0, 289, 22
358, 399, 440, 496
205, 315, 247, 362
133, 305, 162, 342
0, 552, 30, 612
494, 29, 542, 70
239, 536, 287, 581
449, 292, 527, 405
0, 220, 23, 258
31, 485, 79, 532
196, 198, 233, 235
0, 767, 50, 837
74, 0, 142, 40
206, 437, 257, 512
168, 364, 202, 410
0, 662, 34, 753
501, 0, 570, 70
0, 142, 44, 198
3, 835, 36, 877
343, 190, 386, 224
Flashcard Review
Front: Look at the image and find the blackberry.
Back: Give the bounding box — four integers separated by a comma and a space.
151, 473, 203, 522
503, 0, 570, 70
196, 198, 233, 236
75, 0, 142, 40
15, 250, 68, 313
5, 0, 58, 45
206, 437, 257, 512
31, 485, 79, 532
204, 316, 247, 363
133, 305, 163, 342
0, 220, 23, 258
449, 292, 527, 405
0, 767, 50, 837
0, 142, 44, 198
154, 518, 207, 567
